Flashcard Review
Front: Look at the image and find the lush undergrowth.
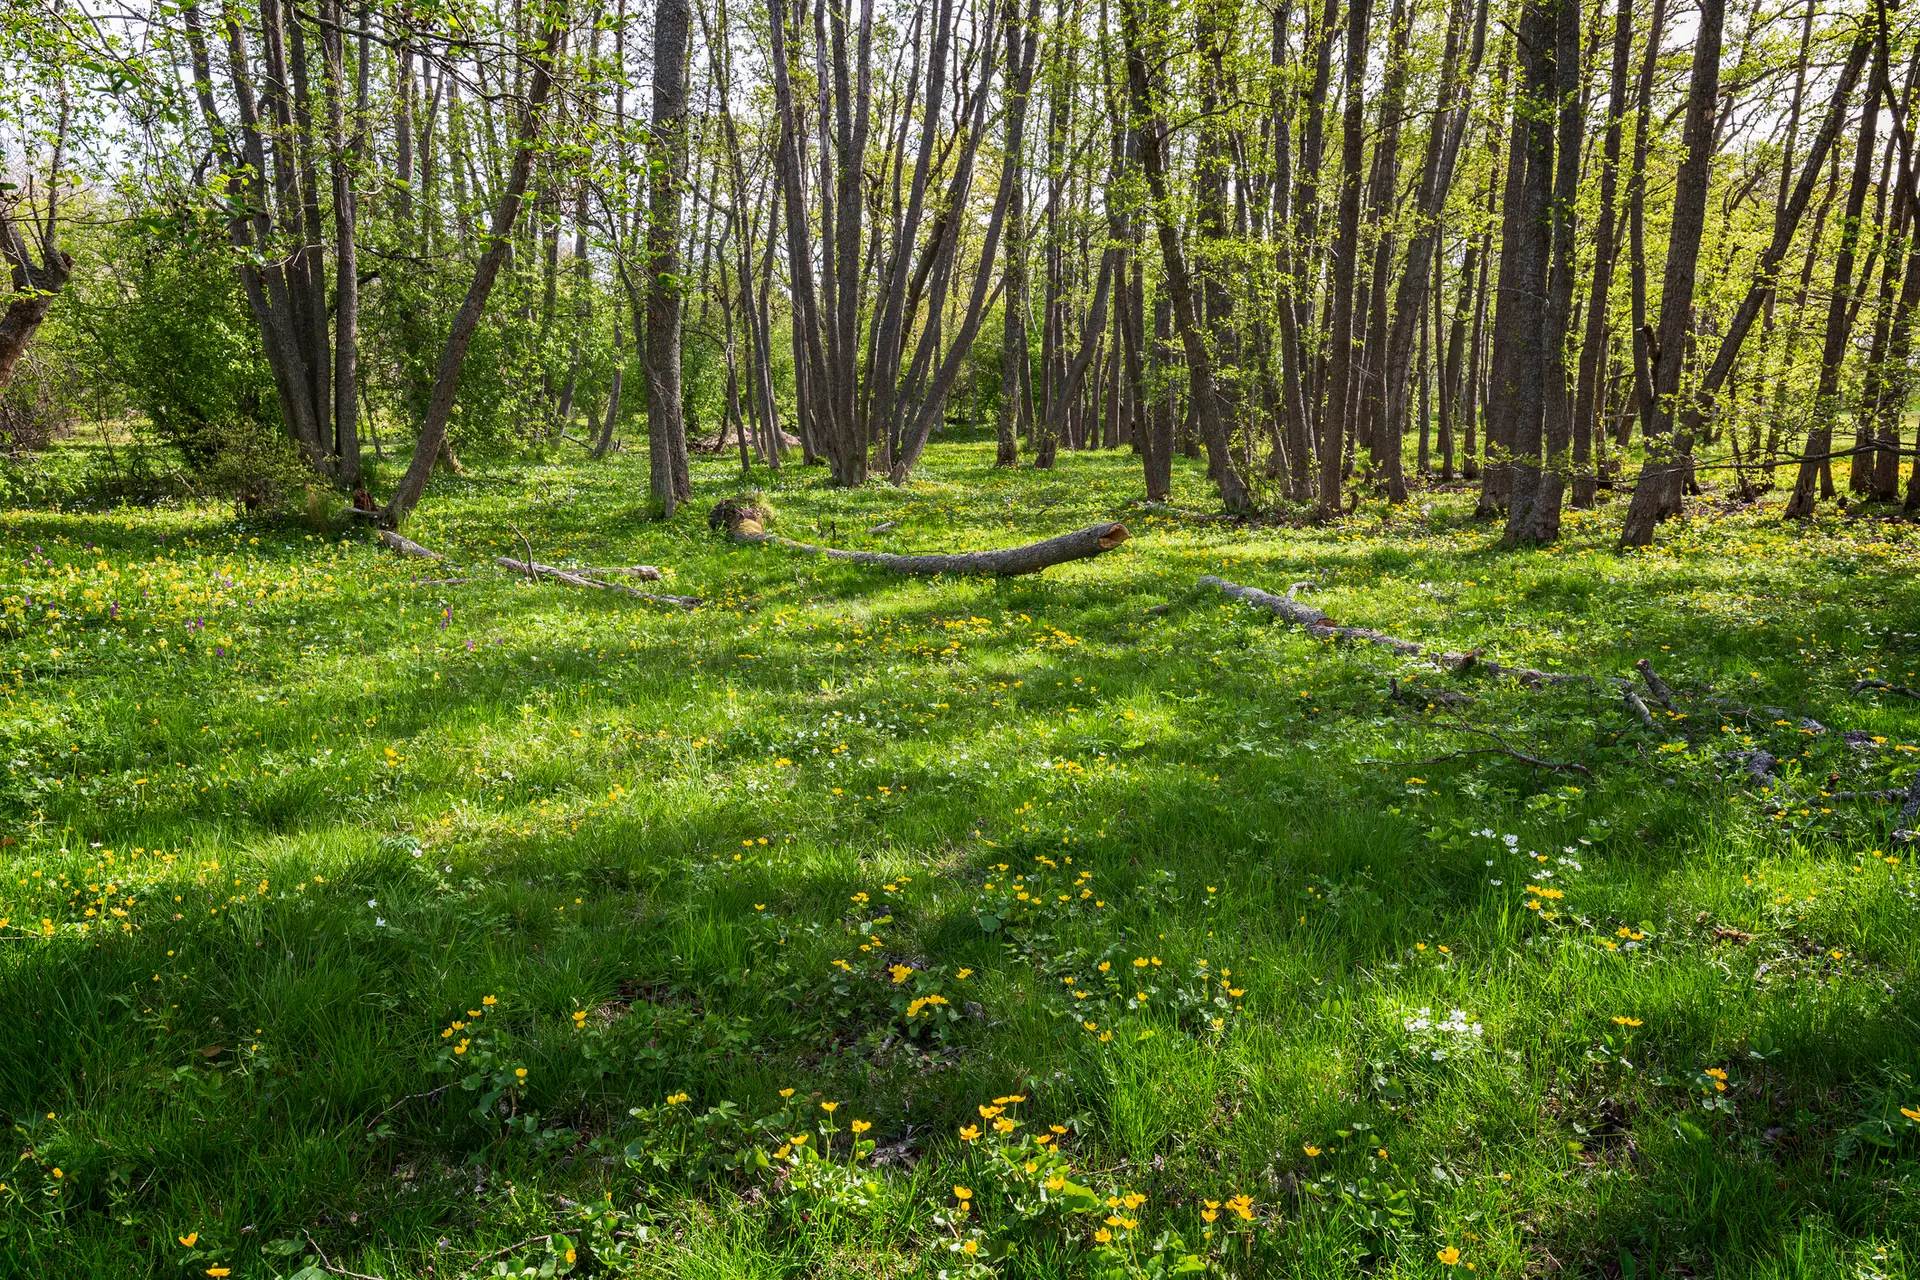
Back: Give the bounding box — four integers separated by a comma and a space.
2, 436, 1918, 1279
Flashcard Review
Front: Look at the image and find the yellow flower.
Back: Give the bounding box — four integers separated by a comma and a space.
1900, 1105, 1920, 1124
207, 1270, 231, 1278
889, 963, 914, 984
514, 1068, 527, 1080
961, 1240, 980, 1256
665, 1092, 690, 1105
954, 1185, 973, 1199
956, 968, 973, 979
565, 1248, 577, 1265
790, 1133, 808, 1145
1094, 1228, 1112, 1243
994, 1117, 1016, 1133
960, 1124, 981, 1141
1303, 1145, 1322, 1156
1201, 1208, 1218, 1222
1225, 1194, 1253, 1220
1612, 1016, 1643, 1027
178, 1233, 199, 1247
779, 1087, 796, 1098
1438, 1246, 1462, 1266
851, 1119, 872, 1133
820, 1100, 838, 1113
482, 994, 497, 1006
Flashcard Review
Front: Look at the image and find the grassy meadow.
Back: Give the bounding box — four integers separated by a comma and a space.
1, 434, 1918, 1279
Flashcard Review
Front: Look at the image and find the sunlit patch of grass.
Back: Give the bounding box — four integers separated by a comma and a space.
0, 439, 1916, 1277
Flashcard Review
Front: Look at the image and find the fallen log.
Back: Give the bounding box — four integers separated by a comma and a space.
495, 556, 701, 608
379, 529, 447, 561
723, 508, 1130, 576
579, 565, 664, 581
1199, 575, 1584, 685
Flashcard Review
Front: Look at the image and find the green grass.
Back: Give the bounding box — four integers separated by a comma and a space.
2, 434, 1918, 1279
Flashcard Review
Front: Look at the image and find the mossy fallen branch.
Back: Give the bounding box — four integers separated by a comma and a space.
714, 500, 1129, 576
494, 556, 702, 608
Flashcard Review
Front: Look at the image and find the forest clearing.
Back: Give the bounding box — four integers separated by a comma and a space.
7, 0, 1920, 1269
0, 437, 1916, 1277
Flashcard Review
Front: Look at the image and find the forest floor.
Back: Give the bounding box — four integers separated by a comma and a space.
2, 434, 1918, 1280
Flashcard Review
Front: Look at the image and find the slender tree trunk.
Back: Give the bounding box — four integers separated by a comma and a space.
1623, 0, 1668, 458
1570, 0, 1631, 509
1145, 292, 1175, 499
997, 0, 1033, 472
1515, 0, 1583, 542
1619, 0, 1724, 543
1782, 8, 1886, 519
1316, 0, 1374, 515
646, 0, 694, 515
1120, 0, 1249, 508
381, 19, 566, 527
322, 0, 361, 486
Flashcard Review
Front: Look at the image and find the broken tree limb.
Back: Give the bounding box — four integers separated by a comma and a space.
378, 529, 447, 561
1635, 658, 1679, 711
1854, 676, 1920, 700
727, 517, 1131, 577
1900, 770, 1920, 829
1638, 657, 1826, 733
1624, 688, 1659, 731
1200, 576, 1586, 684
495, 557, 702, 608
578, 565, 664, 581
1361, 723, 1593, 776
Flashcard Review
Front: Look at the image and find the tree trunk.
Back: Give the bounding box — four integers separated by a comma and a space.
1120, 0, 1250, 509
1782, 9, 1887, 519
1514, 0, 1583, 542
381, 19, 566, 528
1619, 0, 1724, 543
646, 0, 694, 515
1315, 0, 1373, 515
1570, 0, 1631, 509
322, 0, 362, 487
